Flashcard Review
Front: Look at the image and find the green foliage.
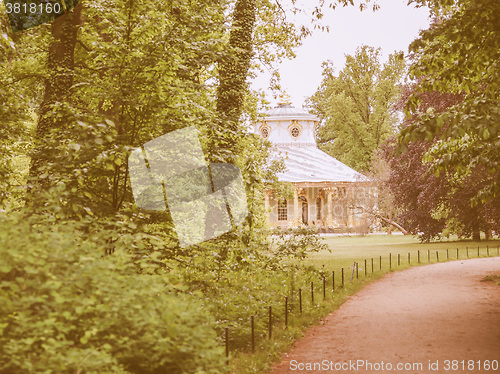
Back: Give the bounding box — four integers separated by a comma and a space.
310, 45, 405, 171
180, 251, 327, 354
0, 15, 43, 208
1, 0, 229, 215
0, 2, 400, 373
400, 0, 500, 203
0, 213, 226, 374
270, 227, 329, 262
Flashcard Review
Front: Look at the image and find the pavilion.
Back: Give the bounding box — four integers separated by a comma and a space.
255, 96, 375, 232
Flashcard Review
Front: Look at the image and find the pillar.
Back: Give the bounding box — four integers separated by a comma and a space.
326, 189, 332, 227
293, 188, 299, 226
347, 187, 354, 227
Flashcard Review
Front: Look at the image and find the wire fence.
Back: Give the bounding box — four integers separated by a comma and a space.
221, 244, 500, 364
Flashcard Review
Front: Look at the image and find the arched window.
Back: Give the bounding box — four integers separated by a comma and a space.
316, 197, 322, 220
277, 199, 287, 221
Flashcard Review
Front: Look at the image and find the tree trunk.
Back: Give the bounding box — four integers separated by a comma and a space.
29, 5, 82, 197
472, 226, 481, 241
212, 0, 256, 162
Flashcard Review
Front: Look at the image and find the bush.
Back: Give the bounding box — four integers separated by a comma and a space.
0, 214, 226, 374
269, 227, 329, 264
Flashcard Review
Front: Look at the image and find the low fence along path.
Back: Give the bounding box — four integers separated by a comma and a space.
271, 257, 500, 374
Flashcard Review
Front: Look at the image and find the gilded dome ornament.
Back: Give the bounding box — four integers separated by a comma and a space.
277, 91, 292, 106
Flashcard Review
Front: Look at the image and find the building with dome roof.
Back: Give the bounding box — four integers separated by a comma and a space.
255, 95, 376, 231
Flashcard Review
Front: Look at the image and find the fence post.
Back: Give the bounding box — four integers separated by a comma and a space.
311, 282, 314, 305
364, 259, 367, 276
284, 298, 288, 329
487, 246, 489, 257
251, 316, 255, 353
436, 250, 439, 262
478, 246, 480, 257
332, 271, 335, 291
398, 253, 400, 266
299, 288, 302, 314
418, 250, 420, 263
371, 258, 374, 273
356, 262, 359, 279
379, 256, 382, 270
268, 306, 272, 339
389, 253, 392, 269
341, 267, 344, 287
225, 327, 229, 364
467, 246, 469, 258
456, 248, 459, 259
323, 277, 326, 300
447, 248, 449, 260
428, 249, 430, 262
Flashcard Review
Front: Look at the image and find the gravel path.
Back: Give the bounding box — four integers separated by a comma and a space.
271, 257, 500, 374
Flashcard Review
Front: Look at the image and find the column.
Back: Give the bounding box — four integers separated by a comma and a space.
347, 187, 354, 227
293, 188, 299, 227
326, 189, 332, 227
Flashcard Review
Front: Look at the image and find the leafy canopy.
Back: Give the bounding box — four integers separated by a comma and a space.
400, 0, 500, 204
310, 45, 405, 172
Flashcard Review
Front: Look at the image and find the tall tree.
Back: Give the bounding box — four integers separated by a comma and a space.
28, 4, 82, 204
13, 0, 228, 216
400, 0, 500, 204
212, 0, 256, 163
309, 45, 405, 172
385, 80, 500, 241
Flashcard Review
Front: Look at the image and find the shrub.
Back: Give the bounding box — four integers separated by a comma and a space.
269, 227, 329, 264
0, 213, 226, 374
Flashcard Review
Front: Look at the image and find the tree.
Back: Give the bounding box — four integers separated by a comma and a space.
385, 136, 500, 241
385, 80, 500, 241
361, 153, 409, 235
309, 45, 405, 172
4, 0, 229, 218
400, 0, 500, 204
212, 0, 256, 162
28, 4, 82, 204
1, 0, 383, 246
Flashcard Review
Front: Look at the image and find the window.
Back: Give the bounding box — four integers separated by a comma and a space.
290, 126, 300, 138
316, 197, 322, 220
260, 124, 270, 139
278, 199, 287, 221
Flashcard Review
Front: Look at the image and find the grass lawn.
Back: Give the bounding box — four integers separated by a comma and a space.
237, 234, 500, 373
307, 234, 500, 278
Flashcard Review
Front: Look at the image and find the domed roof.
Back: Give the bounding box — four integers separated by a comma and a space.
263, 103, 320, 121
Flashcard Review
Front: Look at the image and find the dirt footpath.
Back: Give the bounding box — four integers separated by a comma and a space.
271, 258, 500, 374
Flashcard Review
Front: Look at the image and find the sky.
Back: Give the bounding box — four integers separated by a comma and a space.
251, 0, 431, 109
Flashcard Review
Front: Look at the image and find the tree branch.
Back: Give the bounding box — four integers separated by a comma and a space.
354, 205, 409, 235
